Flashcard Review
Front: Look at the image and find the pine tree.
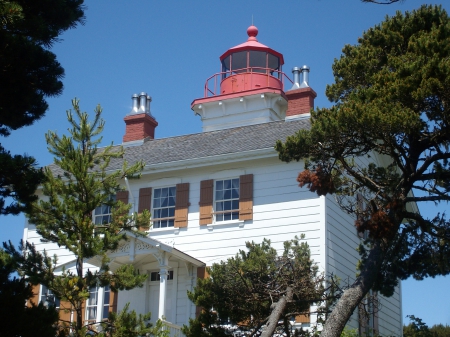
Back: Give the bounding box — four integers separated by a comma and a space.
275, 5, 450, 337
0, 0, 85, 215
14, 99, 150, 336
182, 237, 332, 337
0, 246, 59, 337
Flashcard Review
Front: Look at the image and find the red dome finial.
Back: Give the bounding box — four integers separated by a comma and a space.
247, 25, 258, 41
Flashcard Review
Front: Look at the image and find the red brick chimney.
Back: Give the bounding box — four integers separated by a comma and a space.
123, 92, 158, 143
285, 66, 317, 118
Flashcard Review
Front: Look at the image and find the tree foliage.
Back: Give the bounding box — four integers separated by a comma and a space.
9, 99, 150, 336
0, 0, 85, 215
183, 237, 332, 337
403, 316, 450, 337
0, 245, 59, 337
97, 303, 170, 337
275, 5, 450, 337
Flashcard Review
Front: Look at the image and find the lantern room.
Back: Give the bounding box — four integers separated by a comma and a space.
191, 25, 316, 133
218, 25, 284, 94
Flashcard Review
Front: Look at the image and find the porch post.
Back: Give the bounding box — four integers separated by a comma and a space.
158, 252, 168, 320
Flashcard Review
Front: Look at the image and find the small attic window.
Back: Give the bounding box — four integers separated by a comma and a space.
150, 271, 174, 281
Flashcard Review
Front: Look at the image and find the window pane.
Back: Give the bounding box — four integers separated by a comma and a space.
161, 208, 168, 218
168, 196, 175, 206
169, 208, 175, 217
168, 219, 174, 227
216, 202, 223, 211
231, 51, 247, 71
224, 180, 231, 189
224, 189, 231, 199
169, 187, 176, 196
103, 291, 110, 305
103, 306, 109, 320
154, 189, 161, 198
232, 200, 239, 210
88, 307, 97, 320
216, 180, 223, 190
224, 200, 231, 210
215, 190, 223, 200
153, 198, 161, 208
232, 179, 239, 189
161, 197, 168, 207
232, 188, 239, 199
161, 188, 168, 198
154, 209, 161, 218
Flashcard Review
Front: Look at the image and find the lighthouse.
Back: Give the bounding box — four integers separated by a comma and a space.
191, 25, 316, 132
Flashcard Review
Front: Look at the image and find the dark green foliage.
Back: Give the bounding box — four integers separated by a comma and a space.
14, 99, 150, 336
0, 0, 85, 215
404, 316, 450, 337
97, 303, 169, 337
183, 237, 327, 337
275, 5, 450, 337
277, 3, 450, 294
0, 146, 43, 215
0, 245, 59, 337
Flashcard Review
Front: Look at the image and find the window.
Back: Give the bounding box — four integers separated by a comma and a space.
40, 285, 60, 308
152, 186, 176, 228
138, 183, 190, 229
94, 195, 116, 225
214, 178, 240, 222
199, 174, 253, 226
150, 270, 174, 281
86, 285, 110, 323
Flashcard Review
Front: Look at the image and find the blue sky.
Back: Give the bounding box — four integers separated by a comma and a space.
1, 0, 449, 328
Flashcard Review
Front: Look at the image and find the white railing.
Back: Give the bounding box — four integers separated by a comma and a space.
162, 320, 184, 337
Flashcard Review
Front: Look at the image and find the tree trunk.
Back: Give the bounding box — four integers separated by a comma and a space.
75, 256, 84, 334
320, 243, 383, 337
261, 286, 293, 337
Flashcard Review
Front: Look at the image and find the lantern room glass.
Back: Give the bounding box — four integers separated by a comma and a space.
221, 51, 281, 79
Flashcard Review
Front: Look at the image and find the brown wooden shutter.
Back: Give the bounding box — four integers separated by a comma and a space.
199, 180, 213, 225
59, 301, 72, 324
116, 191, 129, 205
138, 187, 152, 213
110, 290, 118, 314
175, 183, 190, 228
295, 310, 310, 323
239, 174, 253, 221
28, 284, 40, 307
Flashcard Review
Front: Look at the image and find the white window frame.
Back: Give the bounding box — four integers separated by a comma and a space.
85, 285, 111, 324
213, 178, 240, 223
151, 186, 176, 229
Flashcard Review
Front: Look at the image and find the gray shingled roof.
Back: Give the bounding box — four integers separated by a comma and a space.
48, 119, 310, 174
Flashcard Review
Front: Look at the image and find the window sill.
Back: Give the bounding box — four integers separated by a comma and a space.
207, 220, 244, 231
150, 226, 179, 234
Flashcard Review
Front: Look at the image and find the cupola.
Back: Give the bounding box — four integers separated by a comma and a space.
191, 26, 290, 132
